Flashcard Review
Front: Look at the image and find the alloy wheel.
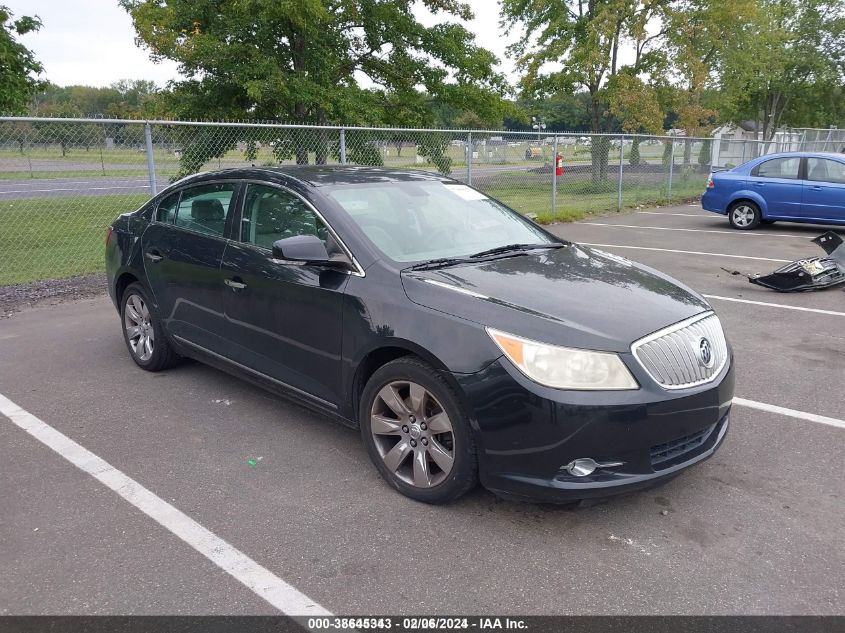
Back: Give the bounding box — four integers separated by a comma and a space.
370, 380, 455, 488
124, 294, 155, 362
731, 205, 756, 227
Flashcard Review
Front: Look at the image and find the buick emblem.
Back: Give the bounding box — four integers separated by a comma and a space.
696, 337, 714, 368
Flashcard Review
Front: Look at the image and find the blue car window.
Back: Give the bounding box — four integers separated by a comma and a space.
753, 157, 801, 179
807, 158, 845, 184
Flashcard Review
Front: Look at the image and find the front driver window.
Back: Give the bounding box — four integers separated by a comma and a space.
807, 158, 845, 184
241, 184, 328, 249
174, 183, 237, 237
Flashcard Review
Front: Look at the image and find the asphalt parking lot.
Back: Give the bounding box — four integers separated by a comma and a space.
1, 203, 843, 616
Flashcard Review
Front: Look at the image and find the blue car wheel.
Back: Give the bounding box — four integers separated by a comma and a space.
728, 201, 761, 230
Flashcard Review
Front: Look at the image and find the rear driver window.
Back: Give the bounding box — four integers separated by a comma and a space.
753, 157, 800, 179
173, 183, 236, 237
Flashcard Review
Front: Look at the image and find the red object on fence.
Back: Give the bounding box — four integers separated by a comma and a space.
555, 153, 563, 177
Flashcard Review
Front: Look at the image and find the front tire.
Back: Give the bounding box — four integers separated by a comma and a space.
360, 357, 477, 504
120, 282, 179, 371
728, 201, 761, 230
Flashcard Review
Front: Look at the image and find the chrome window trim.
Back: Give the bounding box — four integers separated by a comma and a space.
239, 180, 365, 278
630, 311, 728, 391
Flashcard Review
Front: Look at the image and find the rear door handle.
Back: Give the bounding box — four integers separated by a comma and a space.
225, 278, 247, 290
145, 251, 163, 263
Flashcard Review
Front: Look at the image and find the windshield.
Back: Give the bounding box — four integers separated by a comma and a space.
325, 181, 557, 262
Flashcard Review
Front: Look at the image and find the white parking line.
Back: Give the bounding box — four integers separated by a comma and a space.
637, 212, 705, 217
0, 393, 332, 616
733, 398, 845, 430
581, 222, 805, 239
581, 243, 790, 263
703, 294, 845, 317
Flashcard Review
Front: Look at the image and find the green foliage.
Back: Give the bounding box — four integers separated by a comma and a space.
662, 140, 673, 170
629, 138, 641, 166
416, 133, 452, 175
0, 6, 44, 114
698, 139, 712, 167
502, 0, 671, 182
719, 0, 845, 136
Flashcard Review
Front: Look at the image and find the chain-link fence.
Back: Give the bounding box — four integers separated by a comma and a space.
0, 117, 738, 286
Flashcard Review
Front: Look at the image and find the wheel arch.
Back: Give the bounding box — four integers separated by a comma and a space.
350, 340, 465, 427
728, 192, 768, 217
114, 270, 141, 306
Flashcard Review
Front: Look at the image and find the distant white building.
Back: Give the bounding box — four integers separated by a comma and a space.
711, 123, 845, 167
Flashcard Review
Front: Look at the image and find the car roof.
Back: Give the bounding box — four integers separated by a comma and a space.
754, 151, 845, 160
173, 166, 455, 189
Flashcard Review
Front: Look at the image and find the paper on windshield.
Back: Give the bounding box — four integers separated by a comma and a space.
443, 184, 488, 201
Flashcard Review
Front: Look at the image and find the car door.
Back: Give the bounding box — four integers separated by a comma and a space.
801, 157, 845, 222
748, 156, 803, 217
141, 181, 240, 353
219, 182, 351, 406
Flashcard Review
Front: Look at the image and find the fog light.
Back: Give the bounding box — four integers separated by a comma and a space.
565, 458, 598, 477
563, 458, 624, 477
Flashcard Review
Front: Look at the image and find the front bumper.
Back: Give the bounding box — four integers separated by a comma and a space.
454, 352, 734, 503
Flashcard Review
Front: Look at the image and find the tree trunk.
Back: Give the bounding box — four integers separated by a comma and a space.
588, 95, 609, 184
683, 138, 692, 166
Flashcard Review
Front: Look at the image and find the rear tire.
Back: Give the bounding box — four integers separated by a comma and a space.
120, 282, 179, 372
728, 201, 761, 230
360, 357, 477, 504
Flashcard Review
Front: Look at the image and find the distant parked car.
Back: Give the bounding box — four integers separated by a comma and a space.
702, 152, 845, 229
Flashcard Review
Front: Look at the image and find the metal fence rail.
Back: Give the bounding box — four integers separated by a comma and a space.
0, 116, 773, 286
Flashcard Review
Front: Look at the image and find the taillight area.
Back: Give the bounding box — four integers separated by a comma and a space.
105, 226, 113, 245
706, 177, 715, 189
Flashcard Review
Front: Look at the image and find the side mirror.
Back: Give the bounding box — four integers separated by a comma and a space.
272, 235, 351, 270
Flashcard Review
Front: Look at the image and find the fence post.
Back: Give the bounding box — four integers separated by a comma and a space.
667, 140, 675, 200
339, 127, 347, 165
551, 135, 558, 218
467, 132, 472, 185
144, 122, 157, 196
741, 140, 747, 164
617, 135, 624, 211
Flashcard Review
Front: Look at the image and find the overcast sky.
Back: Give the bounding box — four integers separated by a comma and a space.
9, 0, 519, 88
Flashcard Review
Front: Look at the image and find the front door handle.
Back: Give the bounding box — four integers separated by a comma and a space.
225, 278, 247, 290
145, 251, 163, 263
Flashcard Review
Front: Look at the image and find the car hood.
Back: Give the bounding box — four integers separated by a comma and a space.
400, 244, 711, 353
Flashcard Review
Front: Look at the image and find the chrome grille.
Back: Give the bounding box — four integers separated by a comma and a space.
631, 312, 728, 390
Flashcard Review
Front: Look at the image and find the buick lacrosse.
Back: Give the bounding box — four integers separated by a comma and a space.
106, 167, 733, 504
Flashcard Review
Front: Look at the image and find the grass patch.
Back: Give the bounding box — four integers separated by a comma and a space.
484, 176, 704, 223
0, 169, 151, 180
0, 194, 148, 286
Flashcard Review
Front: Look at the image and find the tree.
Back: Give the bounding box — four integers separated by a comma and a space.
720, 0, 845, 140
667, 0, 755, 164
501, 0, 671, 183
0, 6, 45, 114
121, 0, 505, 167
607, 73, 664, 166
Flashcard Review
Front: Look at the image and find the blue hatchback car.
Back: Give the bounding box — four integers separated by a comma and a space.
702, 152, 845, 230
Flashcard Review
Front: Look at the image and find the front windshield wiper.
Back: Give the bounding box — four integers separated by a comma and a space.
468, 242, 566, 259
406, 257, 475, 271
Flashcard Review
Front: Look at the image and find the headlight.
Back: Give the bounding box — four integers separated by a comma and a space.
487, 328, 639, 390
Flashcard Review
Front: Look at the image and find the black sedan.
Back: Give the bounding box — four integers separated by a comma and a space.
106, 167, 734, 504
